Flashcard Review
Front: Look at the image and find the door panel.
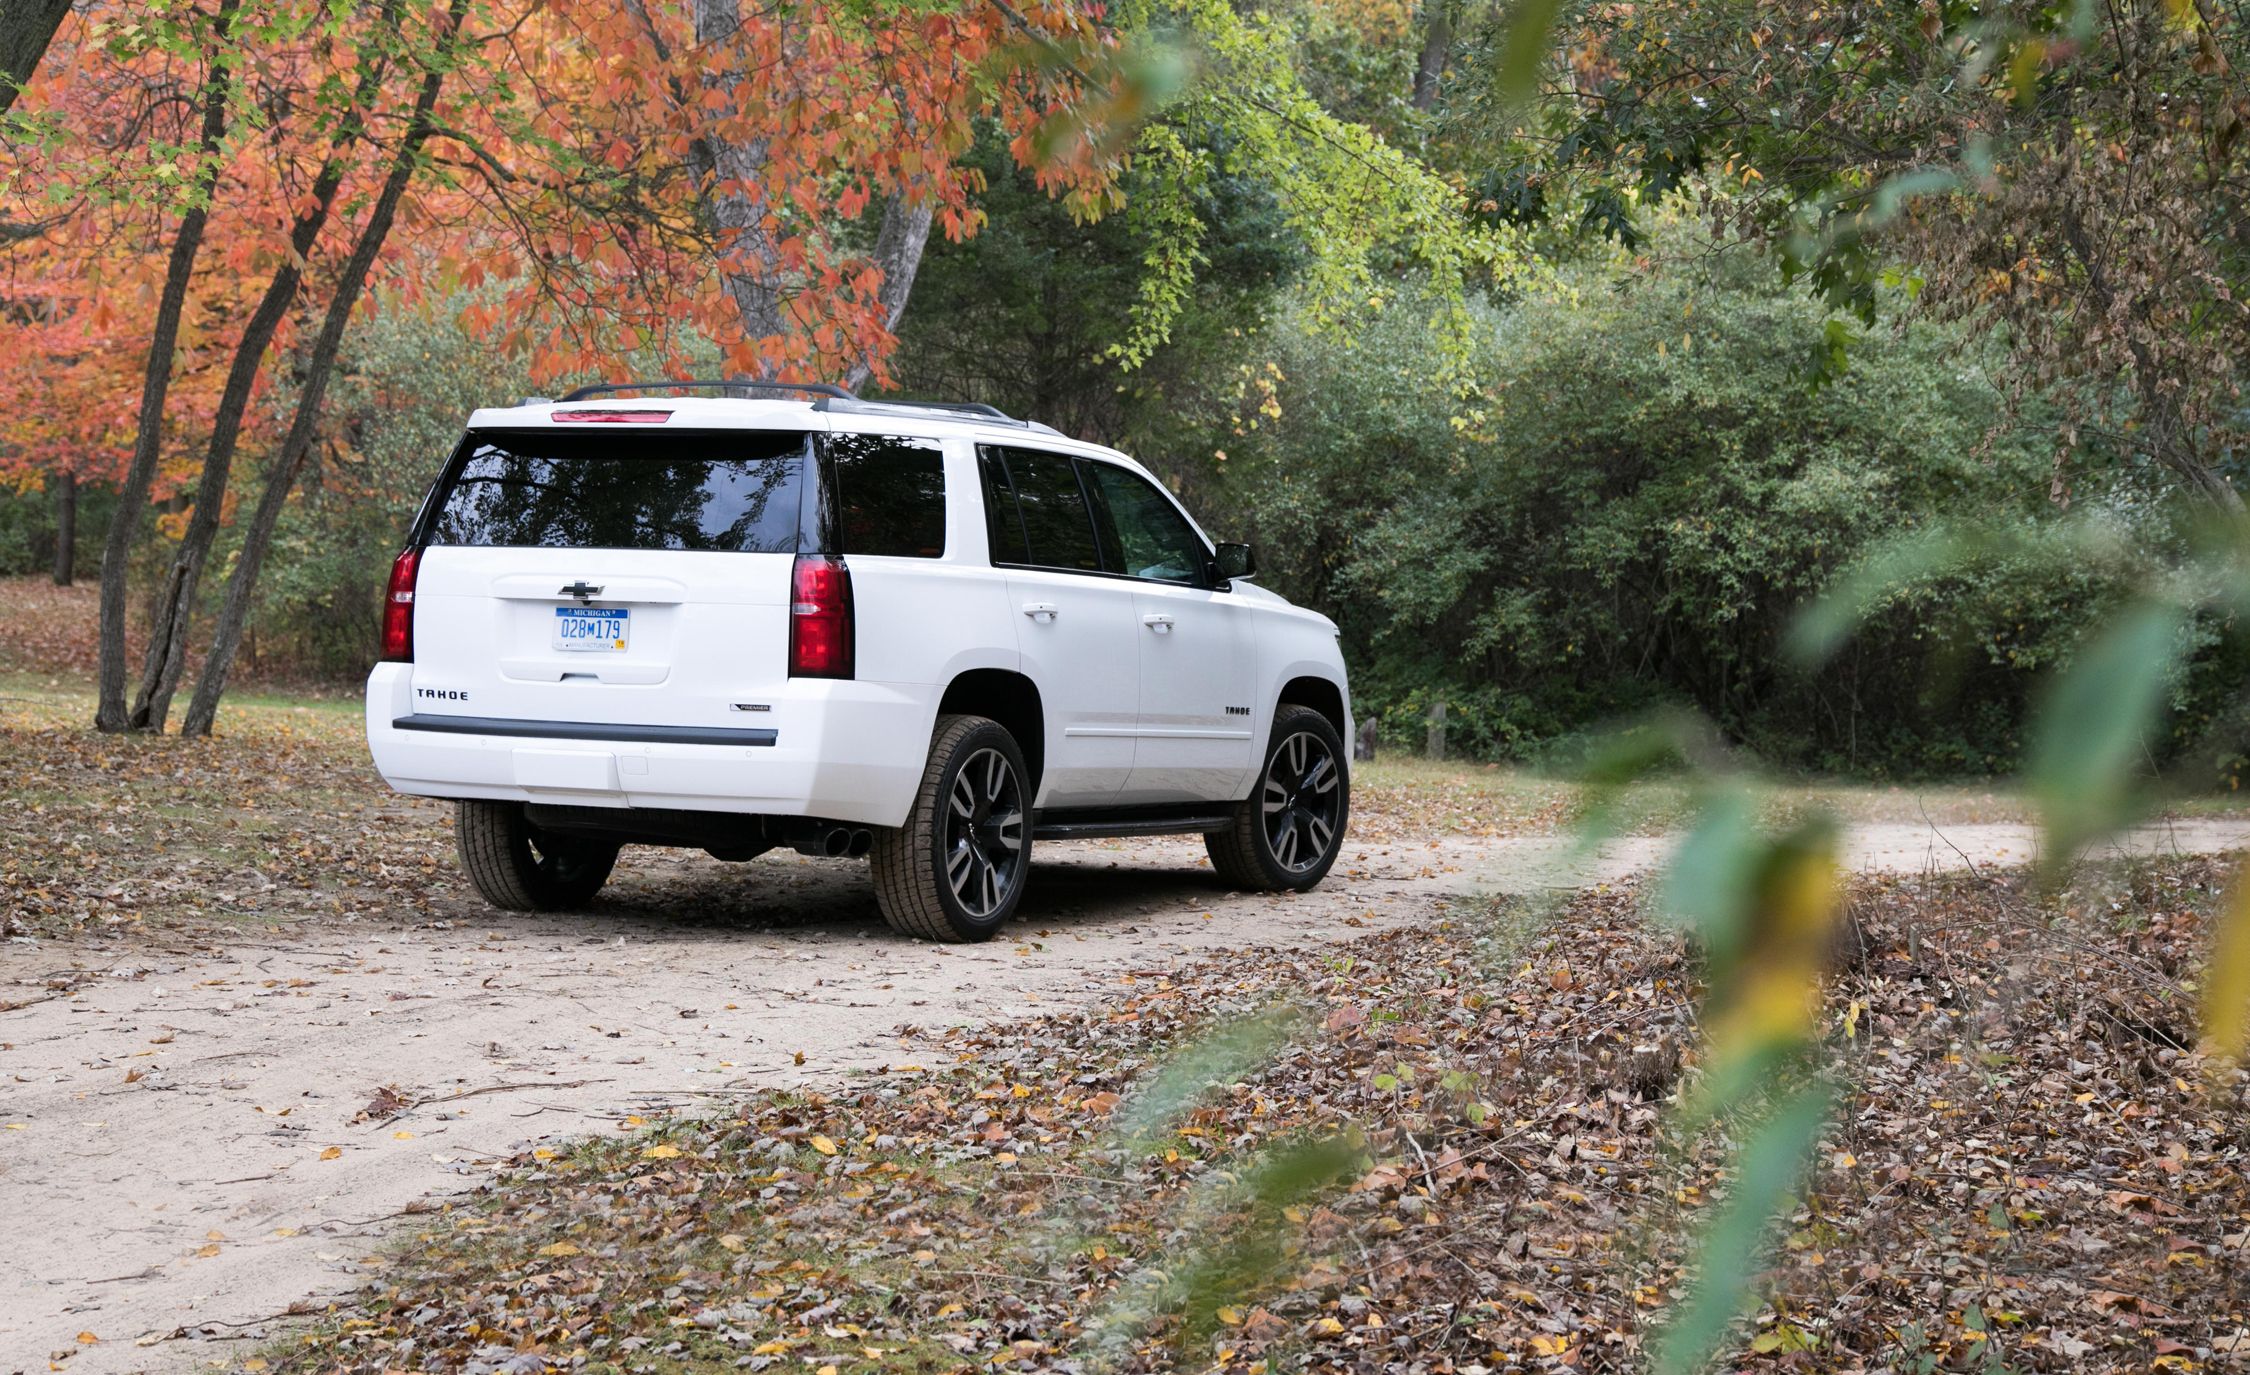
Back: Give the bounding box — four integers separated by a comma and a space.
1005, 568, 1139, 806
1122, 584, 1258, 803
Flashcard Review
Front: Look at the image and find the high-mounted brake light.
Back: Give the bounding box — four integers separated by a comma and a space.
788, 554, 854, 679
380, 547, 421, 663
552, 409, 673, 424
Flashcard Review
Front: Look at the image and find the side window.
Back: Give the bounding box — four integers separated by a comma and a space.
985, 447, 1103, 573
1084, 462, 1208, 585
828, 434, 945, 558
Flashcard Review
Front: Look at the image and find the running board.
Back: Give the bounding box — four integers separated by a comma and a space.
1034, 811, 1233, 840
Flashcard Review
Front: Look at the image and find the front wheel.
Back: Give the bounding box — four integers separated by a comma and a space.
871, 714, 1030, 942
455, 800, 619, 911
1206, 705, 1350, 891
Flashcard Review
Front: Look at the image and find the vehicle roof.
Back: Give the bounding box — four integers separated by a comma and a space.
463, 396, 1149, 476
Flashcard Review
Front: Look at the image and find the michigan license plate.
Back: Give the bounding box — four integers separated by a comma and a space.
553, 606, 628, 652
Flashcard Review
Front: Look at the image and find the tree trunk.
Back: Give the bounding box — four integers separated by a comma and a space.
842, 194, 934, 391
132, 30, 394, 731
0, 0, 73, 113
184, 11, 455, 738
50, 468, 74, 585
1411, 3, 1452, 110
95, 0, 238, 734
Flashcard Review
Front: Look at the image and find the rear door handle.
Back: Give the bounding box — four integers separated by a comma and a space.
1022, 602, 1059, 623
1142, 613, 1174, 634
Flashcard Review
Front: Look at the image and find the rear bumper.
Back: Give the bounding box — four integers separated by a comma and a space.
363, 663, 933, 828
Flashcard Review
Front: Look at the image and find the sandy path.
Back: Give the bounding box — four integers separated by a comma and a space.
5, 817, 2247, 1373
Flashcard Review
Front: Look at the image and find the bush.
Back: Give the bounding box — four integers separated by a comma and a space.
1217, 234, 2219, 777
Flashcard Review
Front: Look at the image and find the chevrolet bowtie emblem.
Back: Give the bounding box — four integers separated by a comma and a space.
558, 581, 603, 602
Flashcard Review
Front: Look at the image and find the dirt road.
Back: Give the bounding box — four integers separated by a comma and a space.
6, 817, 2247, 1373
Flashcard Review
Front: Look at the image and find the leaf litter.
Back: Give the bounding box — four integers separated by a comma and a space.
264, 857, 2250, 1374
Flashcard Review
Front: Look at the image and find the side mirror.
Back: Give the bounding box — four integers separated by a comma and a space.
1215, 542, 1258, 581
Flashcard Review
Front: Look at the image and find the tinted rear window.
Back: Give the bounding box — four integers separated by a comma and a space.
430, 431, 809, 552
829, 434, 945, 557
987, 447, 1102, 572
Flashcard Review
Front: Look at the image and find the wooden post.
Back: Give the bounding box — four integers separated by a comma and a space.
1426, 701, 1447, 760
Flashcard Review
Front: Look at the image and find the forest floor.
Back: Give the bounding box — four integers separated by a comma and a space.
5, 578, 2250, 1372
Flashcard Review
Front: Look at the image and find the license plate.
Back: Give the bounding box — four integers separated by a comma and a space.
553, 606, 628, 652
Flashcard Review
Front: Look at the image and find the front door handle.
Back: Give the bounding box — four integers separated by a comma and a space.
1022, 602, 1059, 623
1142, 613, 1174, 634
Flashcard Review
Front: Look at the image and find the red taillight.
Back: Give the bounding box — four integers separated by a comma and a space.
551, 409, 672, 423
788, 554, 854, 679
380, 547, 421, 663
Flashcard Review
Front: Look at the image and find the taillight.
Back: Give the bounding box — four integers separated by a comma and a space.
789, 554, 853, 679
380, 547, 421, 663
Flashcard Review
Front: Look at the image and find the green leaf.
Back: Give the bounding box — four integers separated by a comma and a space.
1490, 0, 1566, 111
1110, 1004, 1305, 1145
1657, 786, 1759, 947
1783, 527, 1969, 669
1652, 1085, 1832, 1375
2026, 599, 2186, 866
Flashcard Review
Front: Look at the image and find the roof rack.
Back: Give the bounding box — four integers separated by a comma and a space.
556, 378, 854, 402
815, 394, 1060, 435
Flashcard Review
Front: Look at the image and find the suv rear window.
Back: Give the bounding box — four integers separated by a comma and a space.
429, 431, 809, 552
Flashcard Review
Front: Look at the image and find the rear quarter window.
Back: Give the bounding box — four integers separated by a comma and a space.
828, 434, 945, 558
428, 431, 809, 552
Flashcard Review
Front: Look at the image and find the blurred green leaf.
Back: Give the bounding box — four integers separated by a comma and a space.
1656, 786, 1759, 944
2026, 599, 2186, 866
1652, 1083, 1833, 1375
1111, 1003, 1306, 1146
1491, 0, 1566, 111
1783, 526, 1969, 669
2199, 865, 2250, 1067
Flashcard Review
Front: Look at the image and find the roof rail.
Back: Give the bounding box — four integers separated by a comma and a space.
815, 395, 1060, 434
556, 378, 855, 402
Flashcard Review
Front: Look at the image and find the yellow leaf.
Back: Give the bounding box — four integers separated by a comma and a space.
624, 1114, 646, 1128
818, 1365, 837, 1375
537, 1241, 581, 1258
642, 1143, 683, 1160
195, 1244, 220, 1258
1314, 1317, 1345, 1335
532, 1147, 557, 1161
75, 1332, 98, 1346
1531, 1335, 1571, 1355
393, 1131, 415, 1141
243, 1361, 268, 1373
319, 1146, 342, 1161
719, 1234, 746, 1252
810, 1135, 838, 1156
2201, 870, 2250, 1066
752, 1341, 790, 1355
1217, 1307, 1244, 1327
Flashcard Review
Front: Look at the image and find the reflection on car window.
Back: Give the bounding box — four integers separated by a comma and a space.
1086, 463, 1205, 584
830, 434, 945, 557
430, 430, 809, 552
995, 449, 1103, 572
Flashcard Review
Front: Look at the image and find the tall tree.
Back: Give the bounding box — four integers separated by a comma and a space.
182, 3, 462, 738
90, 0, 239, 734
0, 0, 72, 113
1458, 0, 2250, 511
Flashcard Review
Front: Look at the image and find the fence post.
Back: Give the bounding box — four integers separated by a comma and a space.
1426, 701, 1447, 761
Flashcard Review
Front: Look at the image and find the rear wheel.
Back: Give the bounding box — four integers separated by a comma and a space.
1206, 705, 1350, 891
455, 800, 619, 911
871, 714, 1030, 942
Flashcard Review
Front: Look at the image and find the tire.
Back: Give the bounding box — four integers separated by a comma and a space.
871, 714, 1031, 942
454, 800, 619, 912
1206, 704, 1350, 892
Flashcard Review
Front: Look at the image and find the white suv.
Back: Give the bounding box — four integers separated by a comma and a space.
364, 381, 1353, 941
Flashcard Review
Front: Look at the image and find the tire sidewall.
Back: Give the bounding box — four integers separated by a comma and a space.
923, 720, 1032, 939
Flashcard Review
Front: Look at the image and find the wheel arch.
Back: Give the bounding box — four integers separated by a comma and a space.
937, 668, 1046, 797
